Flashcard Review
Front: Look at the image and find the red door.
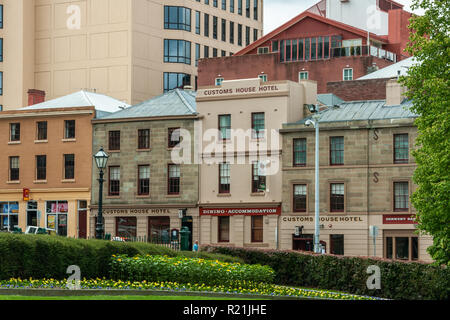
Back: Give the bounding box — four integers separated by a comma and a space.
78, 210, 87, 239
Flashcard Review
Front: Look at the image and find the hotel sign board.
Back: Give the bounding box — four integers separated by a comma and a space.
90, 208, 174, 216
198, 84, 288, 100
200, 207, 281, 216
383, 214, 417, 224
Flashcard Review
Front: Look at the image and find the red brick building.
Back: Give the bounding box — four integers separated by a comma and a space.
198, 0, 412, 94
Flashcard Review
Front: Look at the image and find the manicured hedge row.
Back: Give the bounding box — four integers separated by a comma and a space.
109, 254, 275, 286
0, 233, 242, 280
203, 246, 450, 300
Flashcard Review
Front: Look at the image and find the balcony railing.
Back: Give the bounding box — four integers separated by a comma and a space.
331, 45, 397, 62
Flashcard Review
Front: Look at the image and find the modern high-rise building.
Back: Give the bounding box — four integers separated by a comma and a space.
0, 0, 264, 110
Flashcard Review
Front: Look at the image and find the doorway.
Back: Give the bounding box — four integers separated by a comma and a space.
182, 216, 193, 251
27, 201, 38, 227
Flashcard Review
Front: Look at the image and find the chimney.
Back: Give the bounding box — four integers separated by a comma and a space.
385, 79, 407, 106
28, 89, 46, 106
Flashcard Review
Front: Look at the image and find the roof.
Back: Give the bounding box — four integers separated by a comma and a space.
357, 57, 418, 80
100, 89, 197, 120
21, 90, 130, 114
288, 99, 417, 126
317, 93, 344, 107
235, 11, 387, 56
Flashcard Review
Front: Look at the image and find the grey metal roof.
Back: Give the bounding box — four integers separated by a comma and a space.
317, 93, 345, 106
357, 57, 418, 80
292, 99, 418, 125
21, 90, 130, 113
101, 89, 197, 120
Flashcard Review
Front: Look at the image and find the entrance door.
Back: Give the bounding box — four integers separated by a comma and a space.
182, 216, 193, 251
26, 201, 38, 227
78, 201, 88, 239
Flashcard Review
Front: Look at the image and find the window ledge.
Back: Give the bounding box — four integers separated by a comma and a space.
244, 243, 269, 248
217, 193, 231, 197
250, 192, 266, 197
136, 149, 152, 152
34, 140, 48, 144
166, 194, 181, 198
136, 195, 151, 199
62, 138, 76, 143
6, 181, 20, 184
107, 150, 121, 153
8, 141, 21, 145
33, 180, 47, 184
61, 179, 76, 183
106, 195, 121, 199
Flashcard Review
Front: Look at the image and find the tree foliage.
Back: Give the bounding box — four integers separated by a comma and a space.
399, 0, 450, 265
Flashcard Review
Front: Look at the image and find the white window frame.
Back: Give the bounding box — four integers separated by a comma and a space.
258, 74, 267, 82
343, 68, 353, 81
299, 71, 309, 81
215, 78, 224, 86
257, 47, 269, 54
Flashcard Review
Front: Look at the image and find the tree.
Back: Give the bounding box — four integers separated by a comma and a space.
400, 0, 450, 265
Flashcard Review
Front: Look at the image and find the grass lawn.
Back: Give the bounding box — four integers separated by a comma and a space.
0, 295, 261, 301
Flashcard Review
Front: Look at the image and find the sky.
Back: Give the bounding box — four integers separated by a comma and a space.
263, 0, 426, 35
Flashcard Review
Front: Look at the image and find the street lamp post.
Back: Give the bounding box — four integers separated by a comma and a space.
306, 113, 321, 253
94, 147, 109, 240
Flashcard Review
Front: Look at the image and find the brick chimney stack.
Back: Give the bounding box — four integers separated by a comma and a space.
27, 89, 46, 106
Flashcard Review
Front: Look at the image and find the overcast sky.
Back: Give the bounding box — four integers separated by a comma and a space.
263, 0, 426, 35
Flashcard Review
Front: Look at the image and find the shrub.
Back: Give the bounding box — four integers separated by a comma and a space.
203, 246, 450, 300
0, 233, 241, 280
109, 254, 275, 286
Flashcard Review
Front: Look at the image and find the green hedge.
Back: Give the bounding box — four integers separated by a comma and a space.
203, 246, 450, 300
109, 254, 275, 286
0, 233, 242, 280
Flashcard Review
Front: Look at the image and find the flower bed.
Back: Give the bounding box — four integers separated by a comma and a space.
0, 278, 385, 300
110, 255, 275, 286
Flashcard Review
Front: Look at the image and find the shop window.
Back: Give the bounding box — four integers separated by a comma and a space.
394, 134, 409, 164
251, 216, 263, 243
36, 155, 47, 180
168, 128, 181, 148
37, 121, 47, 141
330, 234, 344, 255
108, 131, 120, 151
394, 182, 409, 211
168, 164, 181, 195
219, 163, 231, 194
138, 165, 150, 196
9, 156, 19, 181
0, 202, 19, 232
251, 112, 265, 139
149, 217, 171, 243
46, 201, 68, 236
293, 138, 306, 166
109, 166, 120, 196
218, 216, 230, 242
64, 154, 75, 180
293, 184, 307, 212
330, 136, 344, 165
138, 129, 150, 150
10, 123, 20, 142
116, 217, 137, 239
64, 120, 76, 139
385, 233, 419, 261
330, 183, 345, 212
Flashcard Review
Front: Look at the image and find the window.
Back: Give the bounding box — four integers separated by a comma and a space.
330, 136, 344, 165
164, 6, 191, 31
218, 114, 231, 140
204, 13, 210, 37
195, 43, 200, 67
238, 24, 242, 46
293, 138, 307, 166
238, 0, 243, 15
36, 155, 47, 181
138, 129, 150, 150
0, 5, 3, 29
218, 216, 230, 242
168, 164, 181, 195
10, 123, 20, 142
0, 72, 3, 95
254, 28, 258, 41
293, 184, 307, 212
0, 202, 19, 232
0, 38, 3, 62
138, 165, 150, 196
213, 16, 218, 39
299, 71, 309, 80
149, 217, 171, 242
254, 0, 258, 20
213, 48, 218, 57
221, 50, 226, 57
219, 163, 231, 194
385, 233, 419, 261
109, 131, 120, 151
272, 40, 279, 52
46, 201, 68, 236
305, 38, 310, 61
215, 78, 224, 86
245, 26, 250, 46
221, 19, 226, 41
213, 0, 218, 7
343, 68, 353, 81
311, 37, 316, 60
330, 235, 344, 255
9, 157, 19, 182
204, 45, 210, 58
195, 11, 201, 35
222, 0, 227, 10
205, 0, 209, 4
394, 134, 409, 164
37, 121, 47, 141
258, 74, 267, 82
251, 216, 263, 242
251, 112, 265, 139
394, 182, 409, 211
64, 154, 75, 180
246, 0, 250, 18
230, 0, 235, 13
168, 128, 181, 148
330, 183, 345, 212
229, 21, 235, 44
64, 120, 76, 139
163, 73, 191, 92
164, 39, 191, 65
252, 161, 266, 193
109, 166, 120, 196
116, 217, 137, 239
257, 47, 269, 54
